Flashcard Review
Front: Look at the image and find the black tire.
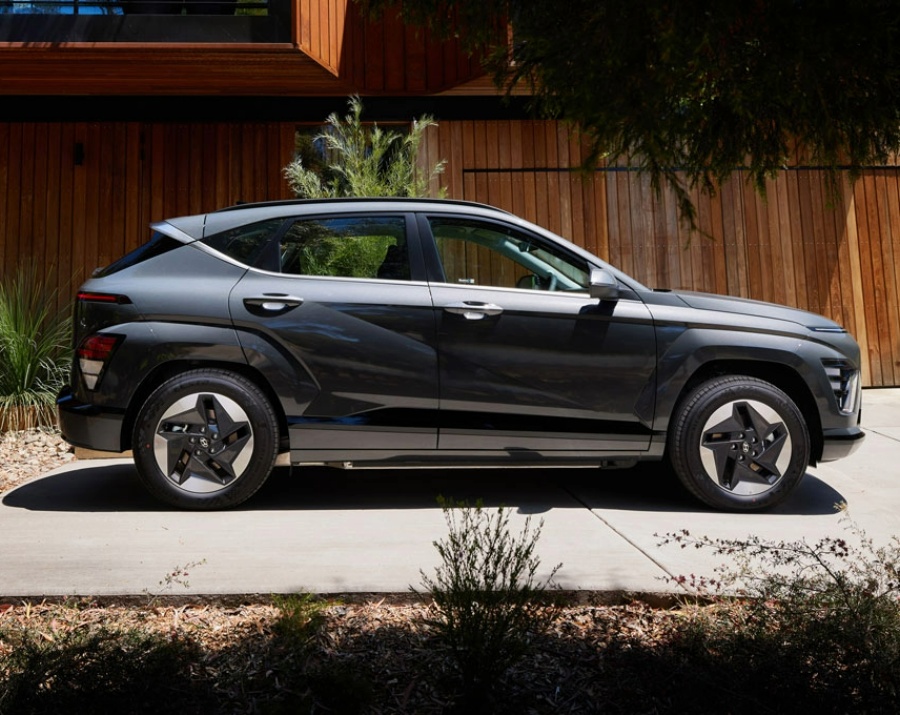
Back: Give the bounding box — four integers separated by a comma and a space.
132, 369, 278, 510
668, 376, 810, 511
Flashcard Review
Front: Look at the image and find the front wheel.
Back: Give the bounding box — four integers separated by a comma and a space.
668, 376, 811, 511
132, 369, 278, 510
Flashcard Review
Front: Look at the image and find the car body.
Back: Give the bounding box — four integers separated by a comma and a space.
58, 198, 865, 510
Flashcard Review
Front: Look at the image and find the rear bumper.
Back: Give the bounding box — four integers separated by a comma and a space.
57, 386, 126, 453
820, 425, 865, 462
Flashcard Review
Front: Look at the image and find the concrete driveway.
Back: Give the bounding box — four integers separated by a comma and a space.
1, 389, 897, 599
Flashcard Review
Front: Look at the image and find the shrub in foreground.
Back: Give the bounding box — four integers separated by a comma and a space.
419, 499, 562, 711
657, 514, 900, 711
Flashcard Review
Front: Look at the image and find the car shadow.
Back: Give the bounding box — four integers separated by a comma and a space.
560, 462, 847, 517
2, 460, 846, 517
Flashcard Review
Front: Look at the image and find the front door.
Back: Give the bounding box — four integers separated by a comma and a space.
421, 215, 657, 453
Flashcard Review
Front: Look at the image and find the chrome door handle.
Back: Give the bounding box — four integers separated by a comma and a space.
443, 301, 504, 320
243, 294, 304, 312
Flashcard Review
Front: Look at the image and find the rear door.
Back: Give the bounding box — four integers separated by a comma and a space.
227, 213, 439, 452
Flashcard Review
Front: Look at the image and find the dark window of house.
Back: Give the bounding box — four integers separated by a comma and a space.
0, 0, 268, 15
0, 0, 289, 44
289, 122, 412, 195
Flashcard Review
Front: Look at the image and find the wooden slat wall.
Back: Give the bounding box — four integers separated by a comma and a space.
0, 47, 351, 96
3, 116, 899, 387
347, 5, 482, 93
420, 119, 900, 387
0, 3, 482, 96
0, 122, 295, 308
296, 0, 346, 75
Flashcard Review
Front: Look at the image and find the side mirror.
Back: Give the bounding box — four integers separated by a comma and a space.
589, 267, 620, 301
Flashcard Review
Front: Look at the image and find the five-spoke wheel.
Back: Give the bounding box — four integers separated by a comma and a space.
668, 376, 810, 510
133, 370, 278, 509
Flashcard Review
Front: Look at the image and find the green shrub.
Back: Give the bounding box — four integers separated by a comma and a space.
271, 592, 326, 650
283, 95, 446, 199
419, 499, 562, 711
0, 267, 71, 432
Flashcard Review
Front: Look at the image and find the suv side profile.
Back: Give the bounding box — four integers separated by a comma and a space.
58, 198, 865, 510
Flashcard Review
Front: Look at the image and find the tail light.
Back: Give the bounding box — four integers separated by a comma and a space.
77, 334, 122, 390
77, 291, 132, 305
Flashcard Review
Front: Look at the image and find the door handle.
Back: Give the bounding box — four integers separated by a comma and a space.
443, 301, 504, 320
243, 294, 304, 312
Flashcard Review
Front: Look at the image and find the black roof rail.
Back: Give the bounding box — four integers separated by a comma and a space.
212, 197, 514, 215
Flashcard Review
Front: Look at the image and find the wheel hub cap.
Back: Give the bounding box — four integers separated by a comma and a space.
153, 392, 254, 494
699, 399, 792, 496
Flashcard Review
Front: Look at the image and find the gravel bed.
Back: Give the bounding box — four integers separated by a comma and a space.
0, 428, 75, 494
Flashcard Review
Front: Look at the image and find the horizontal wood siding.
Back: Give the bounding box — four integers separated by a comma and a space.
3, 116, 899, 387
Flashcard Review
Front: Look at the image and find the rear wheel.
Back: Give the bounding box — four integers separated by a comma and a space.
668, 376, 810, 511
132, 369, 278, 510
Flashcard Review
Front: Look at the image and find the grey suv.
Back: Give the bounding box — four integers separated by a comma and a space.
58, 198, 864, 510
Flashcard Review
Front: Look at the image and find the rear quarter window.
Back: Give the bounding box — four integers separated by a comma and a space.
202, 219, 285, 266
94, 232, 185, 277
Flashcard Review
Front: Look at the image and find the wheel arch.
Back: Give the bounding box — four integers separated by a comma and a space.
670, 359, 823, 464
120, 359, 289, 453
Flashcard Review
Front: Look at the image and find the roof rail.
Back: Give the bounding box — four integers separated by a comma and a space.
213, 197, 513, 215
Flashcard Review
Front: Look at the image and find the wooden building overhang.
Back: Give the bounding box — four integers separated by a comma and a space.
0, 0, 485, 96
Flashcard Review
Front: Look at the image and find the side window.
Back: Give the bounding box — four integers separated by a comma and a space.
279, 216, 409, 280
203, 219, 284, 267
428, 218, 590, 291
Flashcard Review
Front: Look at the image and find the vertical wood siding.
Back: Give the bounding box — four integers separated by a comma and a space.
2, 117, 899, 387
296, 0, 483, 92
420, 120, 900, 387
0, 122, 295, 308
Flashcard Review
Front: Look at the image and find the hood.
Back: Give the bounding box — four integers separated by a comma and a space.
672, 290, 845, 332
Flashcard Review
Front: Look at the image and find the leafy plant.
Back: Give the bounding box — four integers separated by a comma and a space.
283, 95, 446, 199
658, 514, 900, 710
271, 592, 326, 650
419, 498, 561, 711
0, 267, 71, 432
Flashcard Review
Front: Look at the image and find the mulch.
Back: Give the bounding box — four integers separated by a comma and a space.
0, 595, 686, 714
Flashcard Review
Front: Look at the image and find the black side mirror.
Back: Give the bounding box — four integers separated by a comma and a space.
589, 267, 620, 301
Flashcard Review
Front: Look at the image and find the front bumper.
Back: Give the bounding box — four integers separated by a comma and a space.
820, 425, 866, 462
57, 386, 127, 453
